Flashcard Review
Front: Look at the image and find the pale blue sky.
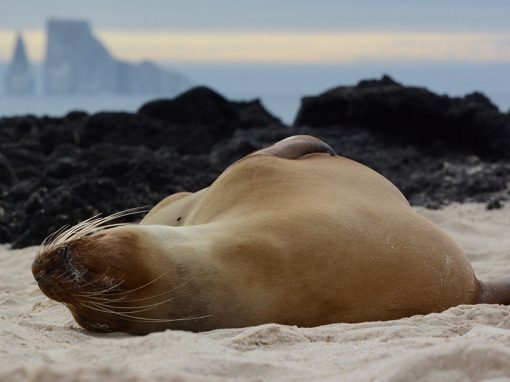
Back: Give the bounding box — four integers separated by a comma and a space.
1, 0, 510, 32
1, 1, 510, 64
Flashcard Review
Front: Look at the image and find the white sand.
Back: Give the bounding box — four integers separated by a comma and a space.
2, 203, 510, 382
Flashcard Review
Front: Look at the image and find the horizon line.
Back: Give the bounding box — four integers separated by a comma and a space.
1, 29, 510, 64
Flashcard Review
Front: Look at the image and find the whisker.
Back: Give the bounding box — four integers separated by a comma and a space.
79, 302, 212, 323
54, 269, 73, 282
75, 275, 126, 297
111, 273, 200, 303
75, 294, 130, 304
97, 271, 169, 297
39, 206, 149, 256
86, 296, 175, 314
39, 224, 70, 256
75, 273, 199, 311
42, 224, 67, 247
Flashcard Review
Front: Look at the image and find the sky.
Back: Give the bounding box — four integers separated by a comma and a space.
0, 0, 510, 64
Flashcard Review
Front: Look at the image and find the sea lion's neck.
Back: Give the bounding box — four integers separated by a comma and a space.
138, 224, 216, 262
133, 224, 228, 331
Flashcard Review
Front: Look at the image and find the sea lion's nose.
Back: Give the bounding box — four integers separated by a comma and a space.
33, 269, 43, 282
32, 244, 72, 284
34, 270, 51, 287
32, 244, 78, 301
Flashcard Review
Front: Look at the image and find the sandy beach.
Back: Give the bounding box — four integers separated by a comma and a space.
1, 203, 510, 382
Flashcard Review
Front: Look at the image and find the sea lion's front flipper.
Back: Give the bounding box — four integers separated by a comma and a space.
250, 135, 337, 160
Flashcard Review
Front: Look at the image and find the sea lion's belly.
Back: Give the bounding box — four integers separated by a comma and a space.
181, 154, 477, 326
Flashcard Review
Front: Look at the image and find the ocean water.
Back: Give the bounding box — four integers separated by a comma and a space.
0, 62, 509, 124
0, 94, 166, 118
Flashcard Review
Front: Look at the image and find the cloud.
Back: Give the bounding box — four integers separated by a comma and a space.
1, 29, 510, 63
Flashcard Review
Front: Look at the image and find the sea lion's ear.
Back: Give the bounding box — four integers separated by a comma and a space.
249, 135, 337, 160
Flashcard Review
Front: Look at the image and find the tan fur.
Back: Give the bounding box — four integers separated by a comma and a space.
33, 136, 482, 334
136, 151, 477, 330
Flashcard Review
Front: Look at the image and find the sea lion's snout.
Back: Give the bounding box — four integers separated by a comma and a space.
32, 223, 170, 334
32, 243, 90, 302
32, 233, 128, 300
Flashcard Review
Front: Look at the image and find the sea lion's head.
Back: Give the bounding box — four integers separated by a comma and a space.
32, 211, 189, 335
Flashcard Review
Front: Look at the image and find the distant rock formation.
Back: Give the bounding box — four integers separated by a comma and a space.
4, 33, 35, 95
43, 19, 190, 95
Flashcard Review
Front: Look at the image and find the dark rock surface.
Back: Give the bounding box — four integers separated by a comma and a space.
1, 80, 509, 248
138, 87, 281, 128
139, 87, 237, 126
295, 75, 510, 159
0, 153, 16, 186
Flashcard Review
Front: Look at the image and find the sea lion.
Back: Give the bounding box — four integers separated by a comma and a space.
32, 135, 510, 335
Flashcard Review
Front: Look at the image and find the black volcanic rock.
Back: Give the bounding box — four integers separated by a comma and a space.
80, 112, 165, 148
138, 87, 238, 126
7, 143, 217, 248
1, 81, 510, 248
295, 75, 510, 159
137, 87, 239, 152
139, 87, 282, 129
231, 99, 282, 128
0, 153, 16, 186
0, 87, 284, 247
137, 87, 283, 153
65, 110, 89, 122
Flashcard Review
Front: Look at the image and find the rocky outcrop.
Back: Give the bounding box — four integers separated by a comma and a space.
294, 75, 510, 159
0, 153, 16, 186
43, 19, 190, 95
138, 87, 240, 126
0, 83, 509, 247
231, 99, 283, 128
138, 86, 282, 127
4, 33, 35, 95
137, 87, 283, 153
